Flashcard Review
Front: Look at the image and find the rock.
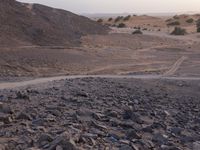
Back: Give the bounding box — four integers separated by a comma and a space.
193, 141, 200, 150
0, 102, 12, 114
47, 132, 77, 150
142, 126, 153, 133
123, 106, 143, 123
76, 92, 88, 97
119, 145, 132, 150
0, 144, 6, 150
161, 145, 181, 150
32, 118, 45, 126
152, 133, 168, 145
180, 135, 194, 143
16, 91, 30, 100
108, 130, 126, 140
126, 129, 141, 140
16, 112, 32, 120
106, 110, 118, 118
37, 133, 53, 147
169, 127, 183, 135
0, 113, 12, 124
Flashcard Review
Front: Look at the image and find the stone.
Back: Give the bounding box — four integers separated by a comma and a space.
0, 102, 12, 114
119, 145, 132, 150
152, 133, 168, 145
126, 129, 141, 140
16, 91, 30, 100
47, 132, 77, 150
193, 141, 200, 150
16, 112, 32, 120
37, 133, 53, 147
169, 127, 183, 135
0, 113, 12, 124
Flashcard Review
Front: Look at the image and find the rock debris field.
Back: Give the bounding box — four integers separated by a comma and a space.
0, 78, 200, 150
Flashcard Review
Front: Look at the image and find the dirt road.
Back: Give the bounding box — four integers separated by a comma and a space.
1, 74, 200, 90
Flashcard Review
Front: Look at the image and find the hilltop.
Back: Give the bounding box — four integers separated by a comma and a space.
0, 0, 109, 46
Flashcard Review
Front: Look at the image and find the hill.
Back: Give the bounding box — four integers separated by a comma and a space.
0, 0, 109, 46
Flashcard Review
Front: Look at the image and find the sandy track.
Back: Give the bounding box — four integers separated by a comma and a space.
1, 74, 200, 90
163, 56, 188, 76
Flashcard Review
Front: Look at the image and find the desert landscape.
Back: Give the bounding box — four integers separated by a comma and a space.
0, 0, 200, 150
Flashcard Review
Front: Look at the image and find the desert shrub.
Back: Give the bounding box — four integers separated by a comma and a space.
186, 18, 194, 23
142, 28, 148, 31
171, 27, 187, 35
173, 15, 179, 19
97, 19, 103, 23
167, 21, 180, 26
117, 23, 126, 28
108, 18, 113, 21
197, 19, 200, 32
115, 16, 123, 22
132, 30, 143, 34
166, 18, 173, 22
123, 15, 131, 21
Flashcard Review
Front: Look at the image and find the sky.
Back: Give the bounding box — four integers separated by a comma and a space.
17, 0, 200, 14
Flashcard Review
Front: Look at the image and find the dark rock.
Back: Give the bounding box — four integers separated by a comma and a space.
37, 133, 53, 147
193, 141, 200, 150
152, 133, 168, 145
126, 129, 141, 140
161, 145, 181, 150
142, 126, 153, 133
16, 112, 32, 120
0, 102, 12, 114
119, 145, 133, 150
169, 127, 183, 135
16, 91, 30, 100
47, 132, 77, 150
180, 135, 194, 143
0, 113, 12, 124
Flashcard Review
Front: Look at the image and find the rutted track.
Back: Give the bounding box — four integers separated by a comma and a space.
163, 56, 188, 76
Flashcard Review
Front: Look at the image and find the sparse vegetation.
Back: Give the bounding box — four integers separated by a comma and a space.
171, 27, 187, 35
166, 18, 173, 22
108, 18, 113, 21
132, 30, 143, 34
117, 23, 126, 28
167, 21, 180, 26
123, 15, 131, 21
173, 15, 179, 20
197, 19, 200, 32
97, 19, 103, 23
115, 16, 123, 22
186, 18, 194, 23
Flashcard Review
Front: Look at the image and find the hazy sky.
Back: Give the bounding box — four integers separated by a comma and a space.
17, 0, 200, 14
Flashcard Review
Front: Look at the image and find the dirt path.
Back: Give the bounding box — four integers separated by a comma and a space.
1, 74, 200, 90
163, 56, 188, 76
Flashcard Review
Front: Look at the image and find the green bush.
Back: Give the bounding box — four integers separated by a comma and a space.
186, 18, 194, 23
171, 27, 187, 35
173, 15, 179, 19
132, 30, 143, 34
115, 16, 123, 22
197, 19, 200, 32
123, 15, 131, 21
108, 18, 113, 21
117, 23, 126, 28
97, 19, 103, 23
167, 21, 180, 26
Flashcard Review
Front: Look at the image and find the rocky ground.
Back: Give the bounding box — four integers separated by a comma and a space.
0, 78, 200, 150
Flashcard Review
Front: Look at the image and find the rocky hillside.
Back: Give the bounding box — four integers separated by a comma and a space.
0, 0, 109, 46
